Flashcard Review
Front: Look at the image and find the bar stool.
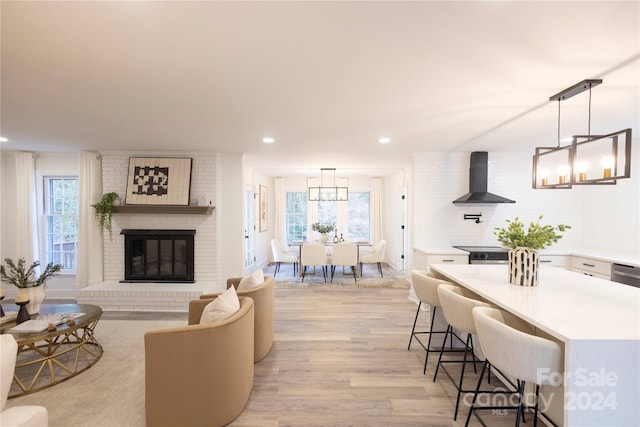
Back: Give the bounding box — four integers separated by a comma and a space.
433, 284, 491, 421
467, 306, 562, 427
408, 270, 466, 374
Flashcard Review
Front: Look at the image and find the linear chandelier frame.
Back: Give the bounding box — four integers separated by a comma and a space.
308, 168, 349, 201
532, 79, 632, 189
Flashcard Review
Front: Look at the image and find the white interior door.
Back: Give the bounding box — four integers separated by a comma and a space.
245, 189, 255, 268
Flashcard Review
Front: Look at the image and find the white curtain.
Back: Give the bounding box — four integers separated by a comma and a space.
274, 177, 287, 246
306, 178, 318, 241
14, 152, 39, 265
370, 177, 383, 244
76, 152, 104, 288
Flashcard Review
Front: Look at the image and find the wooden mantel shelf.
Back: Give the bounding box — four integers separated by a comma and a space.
112, 205, 215, 215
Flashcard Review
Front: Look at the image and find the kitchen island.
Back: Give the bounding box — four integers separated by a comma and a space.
430, 264, 640, 427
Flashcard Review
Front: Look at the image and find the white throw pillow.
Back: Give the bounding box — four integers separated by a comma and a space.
237, 269, 265, 291
199, 286, 240, 324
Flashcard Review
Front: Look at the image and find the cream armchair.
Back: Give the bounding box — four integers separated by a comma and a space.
201, 276, 274, 362
145, 297, 255, 427
1, 335, 48, 427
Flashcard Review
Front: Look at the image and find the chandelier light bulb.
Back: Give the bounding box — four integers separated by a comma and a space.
577, 161, 588, 181
601, 156, 614, 178
557, 165, 569, 184
540, 168, 550, 186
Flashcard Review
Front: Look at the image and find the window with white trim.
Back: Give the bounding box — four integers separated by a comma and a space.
43, 176, 78, 271
285, 192, 307, 243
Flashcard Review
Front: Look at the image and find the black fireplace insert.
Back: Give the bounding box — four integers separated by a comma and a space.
121, 229, 195, 283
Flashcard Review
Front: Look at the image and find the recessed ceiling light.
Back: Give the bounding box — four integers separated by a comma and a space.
379, 137, 391, 144
0, 137, 8, 142
262, 137, 275, 144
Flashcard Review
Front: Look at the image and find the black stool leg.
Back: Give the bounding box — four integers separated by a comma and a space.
408, 302, 422, 349
433, 325, 452, 382
515, 380, 526, 427
534, 384, 541, 427
464, 360, 489, 427
423, 306, 438, 374
452, 333, 473, 420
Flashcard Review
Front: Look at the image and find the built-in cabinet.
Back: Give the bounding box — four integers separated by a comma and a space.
425, 254, 469, 265
570, 255, 612, 280
539, 255, 569, 268
417, 249, 618, 281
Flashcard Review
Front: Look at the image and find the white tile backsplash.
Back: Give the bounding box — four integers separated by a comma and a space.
412, 152, 581, 251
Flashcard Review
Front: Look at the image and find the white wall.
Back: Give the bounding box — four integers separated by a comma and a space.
219, 153, 244, 280
411, 151, 582, 251
251, 170, 274, 273
409, 150, 640, 268
579, 143, 640, 257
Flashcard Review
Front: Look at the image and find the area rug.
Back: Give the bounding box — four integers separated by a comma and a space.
265, 262, 410, 288
4, 320, 183, 427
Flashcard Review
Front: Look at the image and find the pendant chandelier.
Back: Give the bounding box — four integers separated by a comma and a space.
308, 168, 348, 201
532, 79, 632, 189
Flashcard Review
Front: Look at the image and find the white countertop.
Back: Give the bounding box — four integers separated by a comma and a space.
429, 264, 640, 342
429, 263, 640, 427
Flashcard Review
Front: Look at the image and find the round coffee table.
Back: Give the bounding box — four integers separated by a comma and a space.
0, 303, 103, 398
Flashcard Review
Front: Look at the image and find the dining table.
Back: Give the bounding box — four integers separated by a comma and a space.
289, 240, 371, 277
428, 263, 640, 427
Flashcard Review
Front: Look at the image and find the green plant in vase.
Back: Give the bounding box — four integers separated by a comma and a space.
494, 215, 571, 250
311, 222, 335, 242
494, 215, 571, 287
92, 192, 120, 237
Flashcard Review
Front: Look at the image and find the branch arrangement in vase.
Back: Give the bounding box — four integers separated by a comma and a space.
0, 258, 62, 288
494, 215, 571, 250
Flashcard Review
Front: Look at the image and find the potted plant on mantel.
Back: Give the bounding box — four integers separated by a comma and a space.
311, 222, 336, 243
92, 192, 120, 238
0, 258, 62, 315
494, 215, 571, 286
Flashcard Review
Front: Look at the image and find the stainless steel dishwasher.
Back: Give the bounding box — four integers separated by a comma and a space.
611, 263, 640, 288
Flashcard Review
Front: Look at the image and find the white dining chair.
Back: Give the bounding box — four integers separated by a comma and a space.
466, 306, 562, 427
329, 242, 358, 283
301, 243, 329, 282
359, 240, 386, 277
271, 239, 298, 277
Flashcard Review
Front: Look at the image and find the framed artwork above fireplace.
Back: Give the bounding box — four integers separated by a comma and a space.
125, 157, 192, 206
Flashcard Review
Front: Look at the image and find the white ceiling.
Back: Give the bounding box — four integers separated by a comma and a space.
1, 1, 638, 176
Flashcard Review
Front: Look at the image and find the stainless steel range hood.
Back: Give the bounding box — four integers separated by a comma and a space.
453, 152, 515, 204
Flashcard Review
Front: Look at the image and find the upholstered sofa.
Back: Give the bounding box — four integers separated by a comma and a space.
1, 335, 48, 427
144, 296, 255, 427
201, 276, 274, 362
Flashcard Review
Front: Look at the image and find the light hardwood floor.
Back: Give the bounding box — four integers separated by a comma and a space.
103, 286, 543, 426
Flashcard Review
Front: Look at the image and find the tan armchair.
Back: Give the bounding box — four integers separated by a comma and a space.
145, 297, 255, 427
201, 276, 274, 362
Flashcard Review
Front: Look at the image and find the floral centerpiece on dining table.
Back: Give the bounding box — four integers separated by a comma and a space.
494, 215, 571, 286
311, 222, 336, 243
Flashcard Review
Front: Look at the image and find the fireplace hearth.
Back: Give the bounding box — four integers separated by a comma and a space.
121, 229, 195, 283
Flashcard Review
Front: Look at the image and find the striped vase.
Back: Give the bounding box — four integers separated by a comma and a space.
508, 247, 539, 286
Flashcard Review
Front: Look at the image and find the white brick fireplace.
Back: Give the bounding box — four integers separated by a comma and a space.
76, 152, 225, 311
